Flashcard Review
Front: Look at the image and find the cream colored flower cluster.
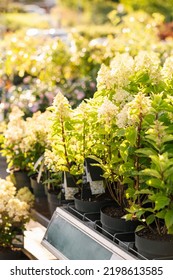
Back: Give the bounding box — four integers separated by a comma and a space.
0, 178, 34, 226
113, 89, 133, 106
134, 51, 161, 80
96, 50, 166, 92
52, 91, 72, 119
97, 53, 134, 90
44, 149, 60, 172
161, 56, 173, 81
19, 110, 52, 154
127, 92, 152, 124
4, 107, 26, 148
0, 179, 16, 213
116, 92, 151, 128
98, 97, 118, 124
2, 106, 51, 170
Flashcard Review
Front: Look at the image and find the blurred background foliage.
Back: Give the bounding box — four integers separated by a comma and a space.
1, 0, 173, 120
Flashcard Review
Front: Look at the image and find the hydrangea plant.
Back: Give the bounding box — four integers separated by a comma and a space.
0, 107, 51, 173
0, 177, 34, 248
92, 50, 173, 235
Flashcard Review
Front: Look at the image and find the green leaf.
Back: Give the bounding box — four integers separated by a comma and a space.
135, 148, 157, 156
156, 209, 166, 219
119, 140, 129, 162
146, 214, 155, 225
142, 207, 154, 213
135, 225, 146, 232
125, 127, 137, 146
123, 213, 133, 221
149, 194, 170, 210
164, 167, 173, 178
140, 168, 161, 179
149, 155, 161, 170
162, 135, 173, 143
165, 209, 173, 229
135, 189, 153, 195
167, 225, 173, 234
135, 209, 145, 219
146, 178, 164, 188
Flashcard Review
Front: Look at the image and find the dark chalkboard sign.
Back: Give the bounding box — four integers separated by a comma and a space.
43, 215, 112, 260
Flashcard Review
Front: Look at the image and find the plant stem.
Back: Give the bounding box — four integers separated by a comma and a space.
135, 113, 143, 191
60, 115, 70, 171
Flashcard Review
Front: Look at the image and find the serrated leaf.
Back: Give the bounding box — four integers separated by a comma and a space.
140, 168, 161, 179
135, 225, 146, 232
125, 127, 137, 146
146, 214, 155, 225
135, 189, 153, 195
135, 148, 157, 156
156, 209, 166, 219
149, 155, 161, 170
167, 225, 173, 234
135, 210, 145, 219
165, 209, 173, 229
164, 167, 173, 178
123, 213, 133, 221
149, 194, 170, 210
142, 207, 154, 213
162, 135, 173, 143
119, 141, 129, 162
146, 178, 164, 188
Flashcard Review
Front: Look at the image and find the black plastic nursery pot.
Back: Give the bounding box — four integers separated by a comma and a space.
135, 231, 173, 259
47, 190, 74, 216
47, 191, 62, 216
100, 204, 138, 236
0, 248, 29, 260
30, 174, 46, 198
74, 192, 113, 214
12, 170, 31, 190
0, 154, 8, 179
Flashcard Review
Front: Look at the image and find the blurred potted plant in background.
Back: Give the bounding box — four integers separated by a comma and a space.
0, 177, 34, 259
23, 109, 52, 198
0, 107, 51, 192
0, 106, 31, 189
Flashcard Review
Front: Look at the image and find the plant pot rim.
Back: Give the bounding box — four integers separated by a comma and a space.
74, 192, 113, 202
135, 228, 173, 243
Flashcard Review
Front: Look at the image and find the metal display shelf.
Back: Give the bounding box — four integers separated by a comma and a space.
41, 205, 140, 260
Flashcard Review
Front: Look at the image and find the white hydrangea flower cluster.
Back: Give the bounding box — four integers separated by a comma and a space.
110, 53, 134, 88
161, 56, 173, 81
134, 51, 161, 80
113, 89, 133, 106
127, 92, 152, 124
2, 106, 51, 171
97, 64, 113, 90
116, 92, 152, 128
6, 198, 30, 222
0, 177, 34, 228
52, 91, 72, 119
116, 104, 130, 128
44, 149, 60, 172
98, 97, 118, 124
4, 107, 26, 147
97, 53, 134, 90
8, 106, 24, 122
19, 110, 52, 154
16, 187, 35, 207
0, 179, 16, 213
